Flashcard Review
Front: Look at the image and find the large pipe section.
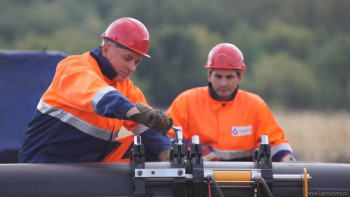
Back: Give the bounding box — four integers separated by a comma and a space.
2, 132, 349, 197
1, 161, 350, 197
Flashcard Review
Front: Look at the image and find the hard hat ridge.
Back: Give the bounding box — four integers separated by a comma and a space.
102, 17, 151, 58
205, 43, 246, 71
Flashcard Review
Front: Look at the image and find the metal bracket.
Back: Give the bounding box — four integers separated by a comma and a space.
170, 127, 187, 197
134, 168, 186, 178
254, 135, 273, 197
187, 135, 206, 197
131, 135, 146, 197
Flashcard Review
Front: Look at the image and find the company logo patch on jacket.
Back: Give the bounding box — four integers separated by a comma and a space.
231, 125, 252, 136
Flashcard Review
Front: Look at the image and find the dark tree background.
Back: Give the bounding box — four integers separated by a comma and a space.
1, 0, 349, 110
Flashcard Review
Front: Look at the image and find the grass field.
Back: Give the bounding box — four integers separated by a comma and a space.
120, 110, 350, 163
274, 110, 350, 163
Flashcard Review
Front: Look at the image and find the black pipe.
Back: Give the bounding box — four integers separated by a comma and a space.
1, 162, 350, 197
0, 162, 134, 197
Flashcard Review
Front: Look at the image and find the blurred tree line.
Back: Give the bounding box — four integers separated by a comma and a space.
1, 0, 349, 110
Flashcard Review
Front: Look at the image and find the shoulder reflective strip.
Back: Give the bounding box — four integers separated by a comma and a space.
37, 99, 113, 141
91, 86, 116, 113
271, 143, 293, 156
213, 149, 255, 160
132, 124, 149, 135
112, 130, 120, 140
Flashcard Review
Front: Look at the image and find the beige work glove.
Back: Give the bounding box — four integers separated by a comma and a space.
158, 149, 171, 161
129, 102, 173, 135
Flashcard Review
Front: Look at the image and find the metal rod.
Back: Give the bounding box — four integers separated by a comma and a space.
192, 135, 200, 144
273, 174, 312, 181
261, 135, 269, 144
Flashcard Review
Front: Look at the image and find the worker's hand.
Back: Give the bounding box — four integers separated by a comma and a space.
280, 153, 297, 162
185, 143, 219, 161
129, 102, 173, 135
202, 145, 219, 161
158, 149, 171, 161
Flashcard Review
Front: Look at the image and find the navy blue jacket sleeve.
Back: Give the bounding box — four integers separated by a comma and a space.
140, 129, 172, 156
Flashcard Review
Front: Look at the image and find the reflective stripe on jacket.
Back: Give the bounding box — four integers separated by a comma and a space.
18, 49, 147, 163
167, 86, 293, 161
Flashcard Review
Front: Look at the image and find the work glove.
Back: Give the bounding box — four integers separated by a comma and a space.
129, 102, 173, 135
158, 149, 171, 161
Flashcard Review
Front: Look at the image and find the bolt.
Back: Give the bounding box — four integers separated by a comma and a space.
137, 170, 142, 176
178, 169, 183, 176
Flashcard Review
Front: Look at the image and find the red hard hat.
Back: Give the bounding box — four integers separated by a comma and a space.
102, 17, 150, 58
205, 43, 246, 71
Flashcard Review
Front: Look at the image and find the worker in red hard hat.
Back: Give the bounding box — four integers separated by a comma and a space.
167, 43, 296, 162
18, 17, 173, 163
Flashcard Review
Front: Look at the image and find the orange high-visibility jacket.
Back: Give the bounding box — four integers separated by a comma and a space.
167, 86, 293, 161
18, 48, 151, 163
